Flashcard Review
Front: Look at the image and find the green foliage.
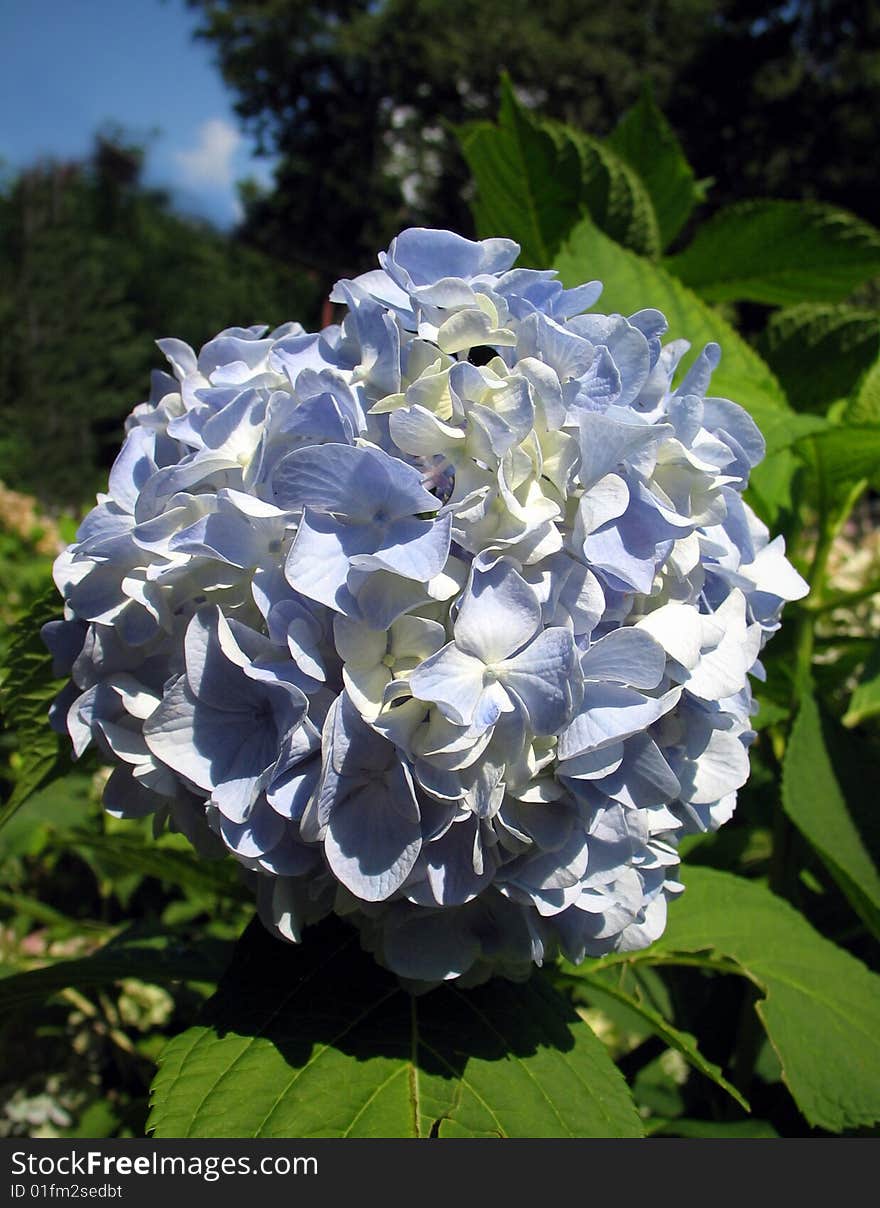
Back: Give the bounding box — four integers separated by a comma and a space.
758, 305, 880, 415
457, 89, 583, 267
187, 0, 723, 278
190, 1, 880, 278
457, 78, 659, 264
665, 201, 880, 306
844, 645, 880, 728
0, 931, 234, 1014
648, 1118, 779, 1138
806, 426, 880, 491
646, 867, 880, 1133
64, 832, 251, 904
606, 84, 705, 250
0, 587, 66, 828
558, 964, 748, 1109
149, 917, 642, 1139
783, 694, 880, 938
846, 358, 880, 426
0, 140, 319, 505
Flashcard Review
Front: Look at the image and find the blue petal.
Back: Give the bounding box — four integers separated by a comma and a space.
558, 685, 681, 759
454, 561, 542, 662
409, 644, 486, 727
284, 510, 369, 614
383, 227, 519, 290
580, 627, 666, 689
271, 442, 438, 520
324, 765, 421, 901
349, 513, 451, 581
499, 627, 579, 734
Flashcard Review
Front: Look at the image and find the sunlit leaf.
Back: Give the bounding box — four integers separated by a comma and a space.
782, 692, 880, 938
644, 867, 880, 1131
457, 77, 659, 265
666, 201, 880, 305
149, 917, 643, 1138
606, 84, 704, 249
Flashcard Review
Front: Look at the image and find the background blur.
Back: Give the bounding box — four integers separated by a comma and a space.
1, 0, 879, 1138
3, 0, 879, 512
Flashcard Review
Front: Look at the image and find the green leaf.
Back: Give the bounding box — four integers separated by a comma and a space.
457, 105, 581, 267
752, 698, 790, 731
782, 693, 880, 937
606, 84, 703, 249
65, 831, 251, 903
844, 643, 880, 728
0, 931, 234, 1011
456, 77, 659, 265
802, 425, 880, 490
758, 305, 880, 414
647, 866, 880, 1131
149, 917, 643, 1139
0, 586, 67, 828
0, 886, 108, 935
555, 216, 822, 454
846, 357, 880, 426
568, 127, 660, 260
559, 965, 748, 1109
647, 1117, 779, 1138
665, 201, 880, 305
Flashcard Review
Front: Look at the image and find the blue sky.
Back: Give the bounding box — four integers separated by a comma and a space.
1, 0, 274, 227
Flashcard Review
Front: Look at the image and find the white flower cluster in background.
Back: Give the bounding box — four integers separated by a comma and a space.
46, 229, 807, 985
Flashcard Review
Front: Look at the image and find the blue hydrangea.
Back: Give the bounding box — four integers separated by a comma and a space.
46, 228, 807, 986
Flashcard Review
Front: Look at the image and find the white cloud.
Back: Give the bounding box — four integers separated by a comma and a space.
174, 118, 241, 190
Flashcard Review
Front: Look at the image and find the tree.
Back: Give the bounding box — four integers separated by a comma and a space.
189, 0, 880, 286
188, 0, 719, 283
0, 135, 319, 505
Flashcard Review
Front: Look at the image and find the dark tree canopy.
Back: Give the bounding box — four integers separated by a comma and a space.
0, 137, 319, 504
189, 0, 880, 287
188, 0, 718, 282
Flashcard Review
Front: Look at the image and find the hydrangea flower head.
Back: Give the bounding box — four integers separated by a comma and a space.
46, 228, 807, 986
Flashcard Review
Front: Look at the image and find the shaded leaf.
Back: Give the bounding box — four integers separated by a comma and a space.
647, 1117, 778, 1138
666, 201, 880, 305
646, 867, 880, 1132
149, 916, 643, 1138
65, 831, 251, 903
758, 305, 880, 414
568, 126, 660, 259
782, 693, 880, 938
844, 643, 880, 728
0, 587, 67, 828
0, 931, 234, 1011
802, 425, 880, 490
559, 964, 748, 1109
0, 887, 108, 935
846, 357, 880, 426
606, 84, 704, 249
